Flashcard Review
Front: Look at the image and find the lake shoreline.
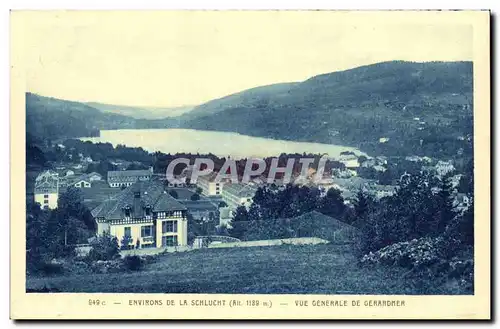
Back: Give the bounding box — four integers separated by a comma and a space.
80, 128, 367, 160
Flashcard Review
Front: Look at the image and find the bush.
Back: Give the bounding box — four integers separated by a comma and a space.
361, 237, 445, 269
123, 255, 143, 271
90, 260, 124, 274
39, 261, 64, 276
360, 236, 473, 292
87, 232, 120, 261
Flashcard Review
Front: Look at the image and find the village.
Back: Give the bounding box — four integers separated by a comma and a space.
30, 143, 471, 255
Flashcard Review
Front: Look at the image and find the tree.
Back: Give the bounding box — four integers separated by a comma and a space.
126, 163, 148, 170
26, 201, 51, 272
317, 188, 345, 219
434, 175, 456, 233
168, 190, 178, 199
357, 155, 368, 165
228, 206, 249, 239
195, 187, 203, 194
446, 198, 474, 246
190, 193, 201, 201
58, 187, 96, 233
120, 235, 133, 250
87, 232, 120, 261
85, 160, 117, 177
353, 190, 373, 221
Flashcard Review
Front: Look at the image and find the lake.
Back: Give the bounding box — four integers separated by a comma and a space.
81, 129, 365, 159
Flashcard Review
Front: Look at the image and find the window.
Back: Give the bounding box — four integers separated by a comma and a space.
44, 194, 49, 198
124, 206, 131, 218
124, 227, 131, 237
162, 220, 177, 233
141, 225, 153, 237
162, 235, 178, 247
43, 200, 49, 204
145, 206, 152, 218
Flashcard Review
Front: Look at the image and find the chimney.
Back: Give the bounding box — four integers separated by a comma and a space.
133, 187, 142, 218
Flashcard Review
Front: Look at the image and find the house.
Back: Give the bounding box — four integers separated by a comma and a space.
82, 156, 94, 163
34, 170, 59, 210
69, 172, 102, 188
338, 154, 359, 169
91, 181, 188, 249
87, 172, 102, 181
73, 177, 92, 188
180, 200, 220, 223
332, 168, 358, 178
196, 172, 223, 196
65, 170, 75, 177
107, 169, 152, 188
221, 183, 257, 214
379, 137, 390, 143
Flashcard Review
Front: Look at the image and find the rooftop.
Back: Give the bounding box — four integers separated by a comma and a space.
223, 183, 258, 198
91, 180, 186, 220
108, 169, 152, 178
180, 200, 219, 211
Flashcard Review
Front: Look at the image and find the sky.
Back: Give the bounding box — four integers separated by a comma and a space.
17, 11, 473, 108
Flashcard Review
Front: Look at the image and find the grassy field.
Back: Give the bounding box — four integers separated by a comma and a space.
26, 244, 466, 294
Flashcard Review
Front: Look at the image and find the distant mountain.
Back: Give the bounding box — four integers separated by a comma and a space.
26, 60, 474, 159
180, 82, 298, 120
25, 93, 177, 140
86, 102, 194, 119
182, 61, 473, 157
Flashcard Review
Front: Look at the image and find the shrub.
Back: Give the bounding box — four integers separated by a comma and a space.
87, 232, 120, 261
360, 236, 473, 292
90, 260, 124, 274
120, 235, 133, 250
39, 261, 64, 276
123, 255, 143, 271
361, 237, 445, 269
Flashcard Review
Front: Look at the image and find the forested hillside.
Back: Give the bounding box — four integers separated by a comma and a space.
26, 93, 177, 141
183, 61, 473, 158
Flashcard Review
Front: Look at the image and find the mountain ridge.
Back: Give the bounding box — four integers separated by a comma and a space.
25, 60, 473, 158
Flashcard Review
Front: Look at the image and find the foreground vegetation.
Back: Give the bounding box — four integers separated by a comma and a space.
26, 244, 471, 294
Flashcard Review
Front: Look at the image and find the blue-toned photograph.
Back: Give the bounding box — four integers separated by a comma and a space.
24, 11, 475, 296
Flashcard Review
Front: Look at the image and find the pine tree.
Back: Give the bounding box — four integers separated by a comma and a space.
354, 190, 371, 220
318, 188, 345, 219
228, 206, 249, 239
435, 174, 456, 234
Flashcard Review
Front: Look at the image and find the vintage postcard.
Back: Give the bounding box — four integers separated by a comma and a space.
10, 10, 490, 319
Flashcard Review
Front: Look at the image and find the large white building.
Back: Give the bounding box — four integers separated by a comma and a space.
34, 170, 59, 210
196, 173, 224, 196
221, 183, 257, 215
92, 181, 188, 249
338, 154, 360, 169
107, 169, 152, 188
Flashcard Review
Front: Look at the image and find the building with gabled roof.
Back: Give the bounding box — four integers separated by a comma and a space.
221, 183, 257, 215
92, 180, 188, 249
34, 170, 59, 209
107, 169, 152, 188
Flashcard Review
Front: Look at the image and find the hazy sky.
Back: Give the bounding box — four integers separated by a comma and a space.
19, 11, 473, 107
